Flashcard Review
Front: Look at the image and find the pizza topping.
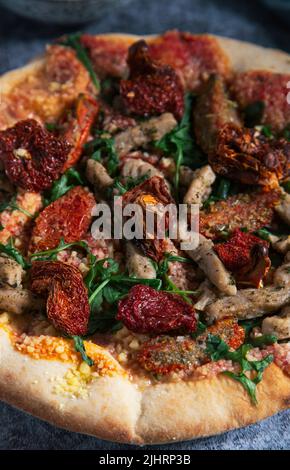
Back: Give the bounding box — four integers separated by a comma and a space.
214, 229, 271, 288
29, 186, 95, 253
194, 75, 241, 155
0, 190, 42, 250
114, 112, 177, 157
59, 94, 99, 171
148, 30, 230, 91
0, 119, 71, 192
137, 318, 244, 374
206, 285, 290, 321
117, 284, 197, 334
120, 175, 174, 261
199, 190, 281, 239
231, 70, 290, 132
80, 34, 129, 78
120, 40, 184, 120
212, 123, 290, 188
30, 260, 90, 336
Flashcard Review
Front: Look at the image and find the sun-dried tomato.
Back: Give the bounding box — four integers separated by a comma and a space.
212, 123, 290, 188
117, 284, 197, 334
120, 175, 175, 261
59, 94, 99, 171
120, 40, 184, 120
30, 260, 90, 336
231, 70, 290, 132
138, 336, 204, 375
0, 120, 70, 192
199, 190, 281, 240
207, 318, 245, 350
138, 318, 245, 374
148, 30, 230, 91
214, 229, 267, 271
29, 186, 95, 253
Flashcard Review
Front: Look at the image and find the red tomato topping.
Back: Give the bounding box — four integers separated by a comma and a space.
149, 30, 230, 91
120, 40, 184, 120
30, 261, 90, 336
199, 190, 281, 240
214, 229, 268, 271
80, 35, 129, 78
231, 70, 290, 132
0, 119, 70, 192
117, 284, 197, 334
60, 94, 99, 171
29, 186, 95, 253
137, 318, 245, 375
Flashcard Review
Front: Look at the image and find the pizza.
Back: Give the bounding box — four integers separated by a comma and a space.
0, 30, 289, 445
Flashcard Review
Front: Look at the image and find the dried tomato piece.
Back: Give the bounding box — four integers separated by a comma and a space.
214, 229, 267, 271
148, 30, 230, 91
120, 175, 175, 261
207, 318, 245, 350
120, 40, 184, 120
59, 94, 99, 171
117, 284, 197, 334
30, 261, 90, 336
199, 190, 281, 240
138, 336, 204, 375
29, 186, 95, 253
231, 71, 290, 132
212, 123, 290, 188
0, 119, 70, 192
138, 318, 245, 374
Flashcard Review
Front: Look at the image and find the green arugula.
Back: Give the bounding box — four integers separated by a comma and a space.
244, 101, 265, 128
0, 238, 31, 269
155, 94, 205, 193
283, 124, 290, 142
249, 334, 277, 348
60, 33, 100, 91
203, 177, 232, 208
44, 168, 84, 205
108, 173, 150, 197
85, 256, 162, 334
30, 239, 90, 262
206, 334, 274, 404
86, 134, 119, 177
72, 336, 94, 366
0, 196, 34, 218
282, 180, 290, 194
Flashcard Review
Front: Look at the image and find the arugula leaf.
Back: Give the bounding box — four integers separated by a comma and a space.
191, 320, 207, 339
44, 168, 84, 205
206, 334, 274, 404
203, 176, 235, 208
283, 124, 290, 142
0, 239, 31, 269
72, 336, 94, 366
86, 134, 119, 176
249, 334, 277, 348
282, 180, 290, 194
0, 196, 34, 218
244, 101, 265, 128
87, 306, 122, 335
155, 94, 205, 193
61, 33, 100, 91
30, 239, 90, 262
260, 125, 273, 138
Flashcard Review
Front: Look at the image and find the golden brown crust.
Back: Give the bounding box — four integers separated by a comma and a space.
0, 32, 289, 445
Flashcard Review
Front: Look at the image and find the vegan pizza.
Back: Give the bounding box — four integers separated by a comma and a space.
0, 30, 289, 444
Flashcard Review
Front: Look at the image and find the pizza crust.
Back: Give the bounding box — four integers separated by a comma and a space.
0, 33, 289, 445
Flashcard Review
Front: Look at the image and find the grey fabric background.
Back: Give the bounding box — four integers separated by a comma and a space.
0, 0, 289, 450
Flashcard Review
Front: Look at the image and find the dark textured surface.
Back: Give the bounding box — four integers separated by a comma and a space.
0, 0, 289, 450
